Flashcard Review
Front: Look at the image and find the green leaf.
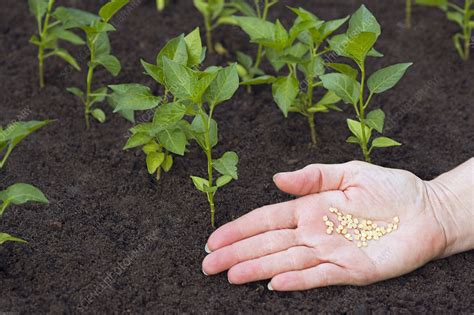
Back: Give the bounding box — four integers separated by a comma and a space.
92, 108, 106, 123
346, 136, 359, 144
318, 16, 350, 40
213, 151, 239, 179
163, 57, 197, 100
316, 90, 342, 106
153, 102, 187, 128
52, 7, 100, 29
53, 49, 80, 70
273, 20, 289, 49
123, 133, 152, 150
146, 152, 165, 174
49, 26, 85, 45
446, 11, 464, 28
142, 141, 160, 154
347, 5, 381, 37
109, 84, 161, 112
272, 75, 299, 117
366, 109, 385, 133
0, 233, 27, 245
94, 54, 121, 76
346, 32, 377, 65
157, 129, 187, 155
326, 63, 358, 79
241, 75, 276, 85
203, 64, 239, 108
192, 71, 218, 104
347, 119, 371, 143
320, 73, 360, 105
157, 35, 188, 67
92, 32, 111, 57
184, 27, 203, 67
236, 51, 253, 70
28, 0, 49, 23
66, 87, 84, 98
191, 115, 218, 149
367, 63, 413, 94
299, 56, 325, 80
234, 16, 275, 42
162, 154, 173, 172
190, 176, 210, 193
99, 0, 129, 23
0, 183, 48, 215
371, 137, 401, 148
216, 175, 233, 188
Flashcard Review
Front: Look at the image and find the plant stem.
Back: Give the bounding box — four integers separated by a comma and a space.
462, 0, 472, 60
254, 0, 270, 69
307, 114, 317, 145
204, 14, 214, 54
37, 0, 55, 88
199, 107, 216, 227
358, 66, 371, 163
38, 47, 45, 88
406, 0, 412, 28
85, 65, 94, 130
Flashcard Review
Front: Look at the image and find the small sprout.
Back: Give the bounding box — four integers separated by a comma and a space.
156, 0, 170, 11
321, 5, 411, 162
66, 0, 129, 129
28, 0, 94, 88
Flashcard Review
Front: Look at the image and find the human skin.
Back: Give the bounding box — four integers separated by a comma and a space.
202, 158, 474, 291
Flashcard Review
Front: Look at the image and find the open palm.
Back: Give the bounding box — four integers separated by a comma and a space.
202, 161, 447, 291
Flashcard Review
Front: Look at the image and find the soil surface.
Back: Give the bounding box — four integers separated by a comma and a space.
0, 0, 473, 313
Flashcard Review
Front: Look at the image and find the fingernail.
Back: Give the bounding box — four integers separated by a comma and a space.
205, 243, 211, 253
273, 173, 281, 183
228, 279, 233, 284
202, 269, 209, 276
267, 282, 274, 291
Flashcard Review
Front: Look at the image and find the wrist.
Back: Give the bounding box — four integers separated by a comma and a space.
426, 158, 474, 258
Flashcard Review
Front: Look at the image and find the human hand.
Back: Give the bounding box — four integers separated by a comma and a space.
202, 161, 450, 291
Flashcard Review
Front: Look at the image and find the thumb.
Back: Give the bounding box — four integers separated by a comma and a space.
273, 162, 358, 196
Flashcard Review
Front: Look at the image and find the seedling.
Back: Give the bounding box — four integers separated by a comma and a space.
28, 0, 96, 88
239, 7, 350, 144
0, 120, 51, 169
413, 0, 473, 60
0, 183, 49, 245
193, 0, 257, 53
233, 0, 279, 86
109, 28, 239, 227
321, 5, 411, 162
66, 0, 129, 129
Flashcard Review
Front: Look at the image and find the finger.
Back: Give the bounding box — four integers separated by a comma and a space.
273, 162, 360, 196
206, 200, 298, 252
227, 246, 323, 284
203, 229, 299, 275
269, 263, 349, 291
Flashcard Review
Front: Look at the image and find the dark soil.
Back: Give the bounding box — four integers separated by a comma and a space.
0, 0, 473, 313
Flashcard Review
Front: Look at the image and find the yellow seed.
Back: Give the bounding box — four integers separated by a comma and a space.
374, 234, 379, 240
366, 220, 372, 225
329, 207, 337, 213
354, 229, 360, 235
342, 228, 347, 234
388, 223, 394, 229
393, 216, 400, 223
355, 235, 361, 240
345, 233, 351, 238
361, 236, 366, 241
393, 224, 398, 230
326, 228, 333, 234
372, 223, 377, 228
367, 234, 373, 240
387, 227, 392, 233
354, 218, 359, 224
362, 241, 368, 247
337, 216, 343, 221
323, 215, 329, 221
341, 221, 347, 226
358, 224, 364, 229
357, 242, 362, 248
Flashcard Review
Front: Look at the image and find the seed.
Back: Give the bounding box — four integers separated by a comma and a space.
393, 216, 400, 223
372, 223, 377, 229
354, 229, 360, 235
342, 228, 347, 234
361, 236, 366, 241
323, 215, 328, 221
345, 233, 351, 239
388, 223, 394, 229
387, 227, 392, 233
374, 234, 379, 240
362, 241, 368, 247
357, 242, 362, 248
393, 224, 398, 230
367, 234, 373, 240
355, 235, 360, 240
366, 220, 372, 225
354, 218, 359, 224
326, 228, 333, 234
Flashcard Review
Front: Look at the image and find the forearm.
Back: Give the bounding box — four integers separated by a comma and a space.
427, 158, 474, 258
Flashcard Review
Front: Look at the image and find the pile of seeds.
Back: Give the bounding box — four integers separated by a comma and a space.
323, 207, 400, 248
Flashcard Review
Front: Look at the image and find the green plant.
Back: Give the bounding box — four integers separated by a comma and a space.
0, 120, 51, 169
0, 120, 50, 245
109, 28, 239, 227
238, 7, 350, 145
233, 0, 279, 86
406, 0, 413, 28
66, 0, 129, 129
28, 0, 97, 88
193, 0, 256, 53
414, 0, 473, 60
320, 5, 411, 162
0, 183, 49, 245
